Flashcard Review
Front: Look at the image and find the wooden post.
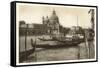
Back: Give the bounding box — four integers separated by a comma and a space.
25, 24, 28, 62
34, 38, 37, 62
77, 46, 80, 59
31, 37, 37, 62
88, 42, 91, 59
84, 30, 90, 59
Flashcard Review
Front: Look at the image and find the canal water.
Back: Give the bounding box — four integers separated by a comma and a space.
19, 36, 95, 63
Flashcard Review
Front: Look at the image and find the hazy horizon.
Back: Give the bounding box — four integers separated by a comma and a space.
17, 3, 96, 28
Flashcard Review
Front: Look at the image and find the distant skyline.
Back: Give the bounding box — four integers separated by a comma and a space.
17, 3, 96, 28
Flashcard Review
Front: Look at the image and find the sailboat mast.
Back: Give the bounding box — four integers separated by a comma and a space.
77, 15, 78, 27
76, 15, 78, 36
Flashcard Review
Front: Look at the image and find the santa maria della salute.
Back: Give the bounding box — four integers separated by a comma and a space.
42, 10, 60, 35
19, 10, 69, 37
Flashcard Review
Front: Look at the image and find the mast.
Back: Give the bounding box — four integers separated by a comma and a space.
77, 15, 78, 27
76, 15, 78, 35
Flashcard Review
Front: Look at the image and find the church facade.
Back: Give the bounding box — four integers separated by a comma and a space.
42, 10, 60, 35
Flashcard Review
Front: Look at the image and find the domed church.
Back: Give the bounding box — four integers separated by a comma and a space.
19, 10, 68, 36
42, 10, 60, 35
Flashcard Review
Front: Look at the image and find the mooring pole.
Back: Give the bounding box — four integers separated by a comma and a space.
25, 24, 28, 62
77, 46, 80, 59
84, 30, 90, 59
34, 38, 37, 62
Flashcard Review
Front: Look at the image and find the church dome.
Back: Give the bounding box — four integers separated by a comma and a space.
50, 10, 58, 20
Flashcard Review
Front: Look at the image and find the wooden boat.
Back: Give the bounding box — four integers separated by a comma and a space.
32, 36, 84, 49
38, 37, 54, 41
31, 40, 82, 49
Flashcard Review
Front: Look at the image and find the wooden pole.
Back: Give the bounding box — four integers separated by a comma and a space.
34, 38, 37, 62
84, 30, 90, 59
77, 46, 80, 59
25, 24, 28, 62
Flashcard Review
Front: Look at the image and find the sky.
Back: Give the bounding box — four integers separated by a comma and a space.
16, 3, 96, 28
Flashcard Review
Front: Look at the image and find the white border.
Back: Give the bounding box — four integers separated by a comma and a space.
16, 2, 97, 65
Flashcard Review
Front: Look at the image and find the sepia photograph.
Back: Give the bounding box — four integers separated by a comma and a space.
13, 1, 97, 66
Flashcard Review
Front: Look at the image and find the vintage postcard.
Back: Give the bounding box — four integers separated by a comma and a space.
11, 1, 98, 66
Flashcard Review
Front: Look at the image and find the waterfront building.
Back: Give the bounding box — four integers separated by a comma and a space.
19, 10, 69, 36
